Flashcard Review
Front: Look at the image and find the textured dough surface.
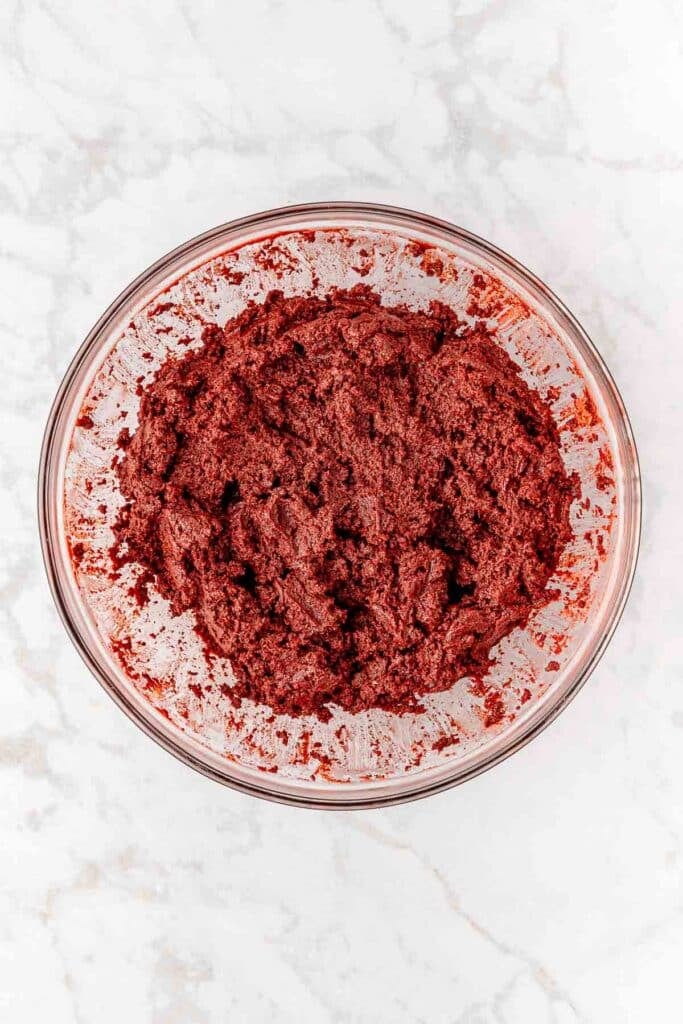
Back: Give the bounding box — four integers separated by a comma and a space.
114, 287, 576, 718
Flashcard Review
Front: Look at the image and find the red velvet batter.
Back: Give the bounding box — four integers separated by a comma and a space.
114, 286, 575, 719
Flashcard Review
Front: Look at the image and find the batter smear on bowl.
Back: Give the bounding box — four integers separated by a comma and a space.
113, 286, 576, 720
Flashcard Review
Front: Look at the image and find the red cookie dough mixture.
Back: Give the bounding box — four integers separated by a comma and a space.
114, 286, 576, 719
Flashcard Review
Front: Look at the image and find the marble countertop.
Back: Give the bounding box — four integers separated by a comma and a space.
2, 1, 681, 1020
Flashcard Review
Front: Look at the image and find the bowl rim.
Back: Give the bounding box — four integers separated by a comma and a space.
38, 200, 642, 809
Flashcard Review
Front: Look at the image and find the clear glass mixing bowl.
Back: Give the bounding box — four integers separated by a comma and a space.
39, 203, 640, 808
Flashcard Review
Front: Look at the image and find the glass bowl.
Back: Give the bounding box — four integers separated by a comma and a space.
39, 202, 640, 808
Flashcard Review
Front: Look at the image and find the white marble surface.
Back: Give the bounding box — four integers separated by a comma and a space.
1, 0, 681, 1020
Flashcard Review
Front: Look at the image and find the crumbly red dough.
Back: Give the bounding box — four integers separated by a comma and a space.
114, 286, 576, 719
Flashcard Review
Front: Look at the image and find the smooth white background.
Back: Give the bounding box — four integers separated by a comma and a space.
2, 2, 681, 1021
